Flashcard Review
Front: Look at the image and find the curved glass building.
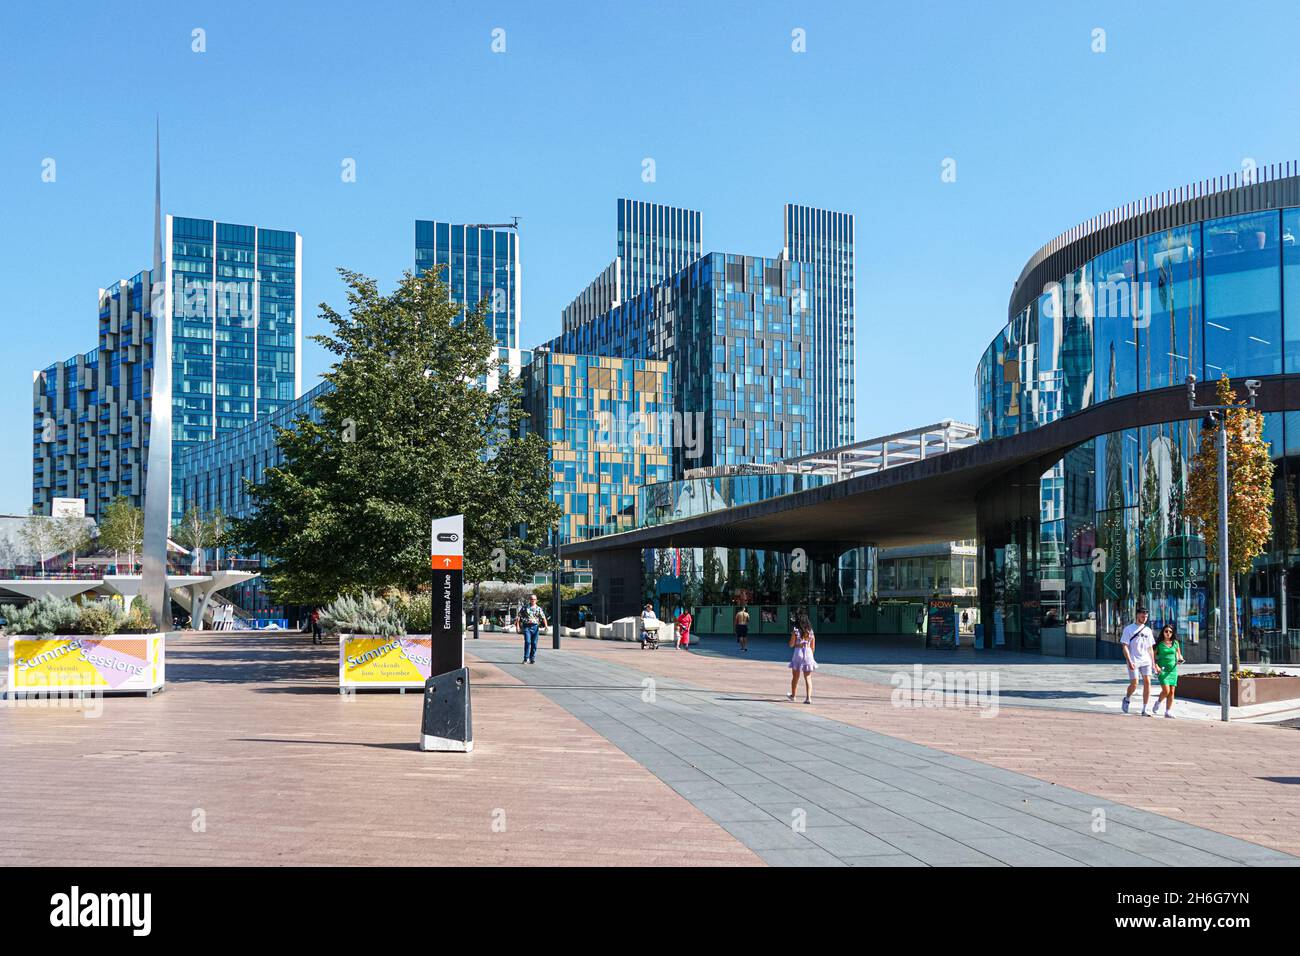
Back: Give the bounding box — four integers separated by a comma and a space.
975, 166, 1300, 662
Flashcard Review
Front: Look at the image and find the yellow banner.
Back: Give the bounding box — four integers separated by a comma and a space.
339, 636, 432, 688
8, 635, 164, 693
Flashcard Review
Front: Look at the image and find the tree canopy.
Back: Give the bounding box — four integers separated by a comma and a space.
228, 266, 559, 604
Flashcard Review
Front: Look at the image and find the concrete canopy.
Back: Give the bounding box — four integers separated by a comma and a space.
562, 376, 1300, 559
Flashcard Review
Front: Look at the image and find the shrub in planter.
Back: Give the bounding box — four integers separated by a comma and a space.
400, 592, 433, 634
2, 595, 85, 635
0, 594, 158, 636
320, 591, 406, 637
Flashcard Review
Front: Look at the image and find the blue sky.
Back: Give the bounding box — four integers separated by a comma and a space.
0, 0, 1297, 513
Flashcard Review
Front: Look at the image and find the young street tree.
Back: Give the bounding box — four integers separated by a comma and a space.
1185, 375, 1275, 670
18, 510, 62, 576
229, 266, 560, 604
54, 514, 95, 570
173, 506, 224, 572
97, 496, 145, 572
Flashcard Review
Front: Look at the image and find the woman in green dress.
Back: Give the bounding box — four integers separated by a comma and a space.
1152, 623, 1185, 718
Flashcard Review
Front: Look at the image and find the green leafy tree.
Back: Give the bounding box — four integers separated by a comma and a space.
229, 267, 560, 604
1185, 376, 1276, 670
98, 496, 144, 572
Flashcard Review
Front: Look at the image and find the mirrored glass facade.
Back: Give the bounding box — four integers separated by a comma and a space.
416, 220, 520, 351
976, 181, 1300, 660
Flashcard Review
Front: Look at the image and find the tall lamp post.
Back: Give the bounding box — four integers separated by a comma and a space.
552, 527, 562, 649
1186, 374, 1260, 722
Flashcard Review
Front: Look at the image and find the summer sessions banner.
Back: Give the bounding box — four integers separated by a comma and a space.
7, 635, 165, 694
339, 636, 433, 690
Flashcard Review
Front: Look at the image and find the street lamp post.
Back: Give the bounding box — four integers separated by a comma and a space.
1186, 374, 1259, 722
552, 528, 562, 649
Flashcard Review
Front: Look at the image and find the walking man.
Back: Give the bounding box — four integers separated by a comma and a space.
734, 604, 750, 652
516, 593, 548, 665
1121, 606, 1157, 716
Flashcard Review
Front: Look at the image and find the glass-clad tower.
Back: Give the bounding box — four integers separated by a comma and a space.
415, 220, 520, 349
783, 204, 856, 450
563, 199, 704, 332
169, 217, 301, 459
32, 216, 301, 521
415, 220, 523, 387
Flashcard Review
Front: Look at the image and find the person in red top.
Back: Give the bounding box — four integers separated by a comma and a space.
675, 608, 693, 650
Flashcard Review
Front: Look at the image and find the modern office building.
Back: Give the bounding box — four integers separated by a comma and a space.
415, 219, 523, 389
32, 216, 302, 521
975, 163, 1300, 660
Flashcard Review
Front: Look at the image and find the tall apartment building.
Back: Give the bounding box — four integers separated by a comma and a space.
562, 199, 703, 331
552, 199, 854, 474
32, 216, 302, 520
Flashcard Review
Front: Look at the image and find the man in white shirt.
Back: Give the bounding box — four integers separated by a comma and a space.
1120, 606, 1157, 716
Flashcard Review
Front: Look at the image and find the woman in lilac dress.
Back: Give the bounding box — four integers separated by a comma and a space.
787, 611, 818, 704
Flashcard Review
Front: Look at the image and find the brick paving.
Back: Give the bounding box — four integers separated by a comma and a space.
538, 633, 1300, 859
5, 629, 1298, 866
0, 633, 758, 866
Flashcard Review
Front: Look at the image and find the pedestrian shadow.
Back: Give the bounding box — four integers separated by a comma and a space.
1260, 776, 1300, 785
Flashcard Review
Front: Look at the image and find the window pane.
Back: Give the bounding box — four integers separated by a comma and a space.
1204, 211, 1281, 379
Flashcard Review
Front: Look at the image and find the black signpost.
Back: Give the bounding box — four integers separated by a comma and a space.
421, 514, 472, 752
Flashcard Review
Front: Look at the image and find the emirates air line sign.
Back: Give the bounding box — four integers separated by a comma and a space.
430, 514, 464, 676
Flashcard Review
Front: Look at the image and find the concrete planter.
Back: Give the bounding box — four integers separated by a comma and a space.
1178, 672, 1300, 707
6, 633, 165, 698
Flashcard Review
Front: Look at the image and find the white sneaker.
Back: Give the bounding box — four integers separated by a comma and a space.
1164, 711, 1175, 719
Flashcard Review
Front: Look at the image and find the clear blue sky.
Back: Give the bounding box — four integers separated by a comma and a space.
1, 0, 1296, 513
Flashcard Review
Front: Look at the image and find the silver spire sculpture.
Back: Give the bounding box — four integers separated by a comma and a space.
140, 117, 173, 630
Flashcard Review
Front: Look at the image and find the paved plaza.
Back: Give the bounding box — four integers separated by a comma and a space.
2, 630, 1300, 866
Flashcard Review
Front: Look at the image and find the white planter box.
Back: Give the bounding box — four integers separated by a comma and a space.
338, 634, 433, 693
6, 633, 165, 698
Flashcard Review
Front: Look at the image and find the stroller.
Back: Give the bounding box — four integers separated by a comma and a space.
640, 615, 662, 650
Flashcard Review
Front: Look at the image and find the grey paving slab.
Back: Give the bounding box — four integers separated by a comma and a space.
842, 853, 928, 866
755, 847, 847, 867
802, 825, 899, 856
486, 642, 1300, 868
964, 835, 1090, 867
